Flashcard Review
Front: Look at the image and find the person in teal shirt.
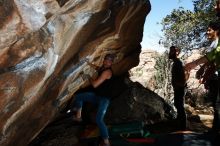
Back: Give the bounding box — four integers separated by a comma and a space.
206, 44, 220, 68
185, 22, 220, 133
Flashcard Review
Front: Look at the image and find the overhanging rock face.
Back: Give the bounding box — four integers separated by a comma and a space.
0, 0, 151, 145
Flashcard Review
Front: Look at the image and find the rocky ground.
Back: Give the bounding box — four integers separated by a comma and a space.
29, 106, 217, 146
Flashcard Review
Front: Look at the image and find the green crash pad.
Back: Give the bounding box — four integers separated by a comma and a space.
80, 121, 150, 139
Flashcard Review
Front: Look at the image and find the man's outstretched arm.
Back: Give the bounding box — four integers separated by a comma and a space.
185, 56, 208, 72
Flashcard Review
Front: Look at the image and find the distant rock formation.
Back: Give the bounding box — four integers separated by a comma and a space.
130, 49, 160, 89
0, 0, 151, 145
130, 49, 207, 101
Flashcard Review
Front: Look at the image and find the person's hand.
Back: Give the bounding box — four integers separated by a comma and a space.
185, 62, 193, 72
81, 74, 91, 81
195, 65, 205, 79
185, 62, 196, 72
184, 69, 190, 81
86, 61, 100, 70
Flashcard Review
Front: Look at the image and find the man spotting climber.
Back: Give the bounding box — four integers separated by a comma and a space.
72, 54, 115, 146
185, 22, 220, 133
169, 46, 188, 130
185, 1, 220, 133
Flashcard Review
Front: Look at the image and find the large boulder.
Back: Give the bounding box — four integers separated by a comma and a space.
106, 78, 175, 124
0, 0, 151, 146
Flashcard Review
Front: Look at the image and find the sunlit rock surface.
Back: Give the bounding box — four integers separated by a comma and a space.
0, 0, 151, 145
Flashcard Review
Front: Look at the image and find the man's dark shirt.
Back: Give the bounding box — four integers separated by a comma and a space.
171, 58, 186, 88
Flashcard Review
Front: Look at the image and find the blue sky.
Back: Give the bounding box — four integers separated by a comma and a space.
141, 0, 194, 52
